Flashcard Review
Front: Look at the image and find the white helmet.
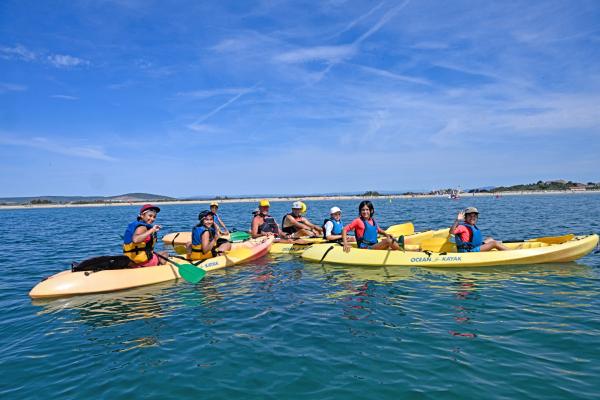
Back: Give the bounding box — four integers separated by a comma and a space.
292, 201, 302, 209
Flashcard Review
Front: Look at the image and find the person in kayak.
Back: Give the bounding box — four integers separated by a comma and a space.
123, 204, 169, 266
210, 202, 230, 235
323, 206, 356, 243
450, 207, 523, 252
342, 201, 401, 253
251, 200, 301, 244
186, 210, 232, 260
281, 202, 324, 237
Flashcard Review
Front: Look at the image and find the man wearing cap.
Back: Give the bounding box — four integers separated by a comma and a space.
281, 202, 324, 237
251, 200, 302, 243
123, 204, 169, 266
209, 202, 229, 235
322, 207, 355, 243
450, 207, 523, 252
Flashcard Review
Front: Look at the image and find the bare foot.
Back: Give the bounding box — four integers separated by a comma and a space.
516, 244, 524, 250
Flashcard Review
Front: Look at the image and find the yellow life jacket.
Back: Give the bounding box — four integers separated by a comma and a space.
190, 225, 217, 261
123, 221, 156, 264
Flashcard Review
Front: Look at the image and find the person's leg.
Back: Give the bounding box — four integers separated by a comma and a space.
218, 242, 232, 252
292, 229, 313, 237
157, 251, 169, 265
372, 238, 400, 251
479, 241, 523, 252
185, 241, 193, 257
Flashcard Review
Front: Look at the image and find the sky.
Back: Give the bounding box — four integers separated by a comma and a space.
1, 0, 599, 197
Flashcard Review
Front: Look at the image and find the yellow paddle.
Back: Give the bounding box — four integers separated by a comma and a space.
421, 238, 454, 252
384, 222, 415, 236
501, 234, 574, 244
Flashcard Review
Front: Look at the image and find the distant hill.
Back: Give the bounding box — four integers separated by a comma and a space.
0, 193, 176, 204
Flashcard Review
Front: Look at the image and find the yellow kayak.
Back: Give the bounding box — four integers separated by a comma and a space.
162, 231, 235, 246
29, 237, 274, 298
301, 234, 598, 267
269, 228, 451, 255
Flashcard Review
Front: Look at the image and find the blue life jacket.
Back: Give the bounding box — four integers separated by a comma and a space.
323, 218, 344, 238
357, 218, 378, 247
191, 225, 217, 258
123, 221, 155, 263
214, 214, 220, 225
455, 223, 482, 252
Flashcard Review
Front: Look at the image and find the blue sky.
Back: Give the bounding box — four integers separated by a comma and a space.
1, 0, 599, 197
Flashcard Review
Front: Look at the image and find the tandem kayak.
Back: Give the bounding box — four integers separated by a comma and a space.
29, 237, 274, 298
301, 234, 598, 267
269, 228, 451, 255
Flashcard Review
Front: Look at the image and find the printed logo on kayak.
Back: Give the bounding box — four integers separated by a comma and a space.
202, 261, 220, 268
411, 256, 462, 263
281, 246, 313, 251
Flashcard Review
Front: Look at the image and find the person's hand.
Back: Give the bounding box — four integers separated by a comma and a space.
224, 230, 230, 235
456, 210, 465, 221
151, 225, 162, 233
215, 230, 222, 239
343, 243, 352, 253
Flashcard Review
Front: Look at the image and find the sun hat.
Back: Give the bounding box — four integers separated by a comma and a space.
292, 201, 302, 209
259, 200, 270, 207
465, 207, 480, 215
198, 210, 215, 220
141, 204, 160, 214
210, 202, 218, 207
330, 207, 342, 214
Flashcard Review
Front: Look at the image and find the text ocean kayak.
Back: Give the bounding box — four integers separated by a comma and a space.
301, 235, 598, 267
29, 237, 274, 298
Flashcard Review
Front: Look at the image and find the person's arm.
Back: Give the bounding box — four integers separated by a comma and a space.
219, 220, 229, 234
251, 217, 264, 239
324, 221, 334, 240
201, 230, 220, 254
377, 226, 393, 239
275, 221, 289, 238
302, 218, 323, 233
132, 225, 160, 243
285, 215, 311, 231
450, 210, 465, 234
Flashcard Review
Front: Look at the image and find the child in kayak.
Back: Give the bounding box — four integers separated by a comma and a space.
450, 207, 523, 252
323, 206, 356, 243
186, 210, 232, 260
210, 202, 230, 235
123, 204, 169, 266
342, 201, 400, 253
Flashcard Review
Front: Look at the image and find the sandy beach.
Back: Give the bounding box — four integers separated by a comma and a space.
2, 189, 599, 210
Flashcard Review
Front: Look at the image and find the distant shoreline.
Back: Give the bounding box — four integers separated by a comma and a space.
2, 190, 599, 210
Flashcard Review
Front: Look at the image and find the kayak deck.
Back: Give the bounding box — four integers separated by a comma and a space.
301, 235, 598, 267
29, 237, 273, 298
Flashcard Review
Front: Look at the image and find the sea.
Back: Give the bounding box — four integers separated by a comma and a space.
1, 194, 599, 399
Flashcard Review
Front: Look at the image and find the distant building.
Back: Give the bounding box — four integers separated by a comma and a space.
569, 187, 586, 191
545, 179, 566, 185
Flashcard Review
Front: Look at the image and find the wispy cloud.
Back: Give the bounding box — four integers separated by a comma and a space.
0, 83, 28, 93
51, 95, 79, 100
177, 88, 257, 99
355, 0, 412, 44
0, 44, 90, 68
274, 44, 356, 64
0, 133, 115, 161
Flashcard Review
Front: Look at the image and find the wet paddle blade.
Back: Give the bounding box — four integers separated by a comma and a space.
230, 231, 251, 241
174, 245, 188, 255
223, 248, 253, 259
385, 222, 415, 236
531, 234, 574, 244
421, 238, 453, 252
177, 263, 207, 283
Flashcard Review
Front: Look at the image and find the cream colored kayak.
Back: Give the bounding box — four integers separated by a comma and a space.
269, 228, 451, 255
29, 237, 274, 298
301, 235, 598, 267
162, 231, 235, 246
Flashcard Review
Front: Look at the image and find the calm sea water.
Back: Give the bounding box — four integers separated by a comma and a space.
1, 194, 599, 399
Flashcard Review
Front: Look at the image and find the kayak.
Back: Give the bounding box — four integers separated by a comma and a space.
301, 234, 598, 267
29, 237, 274, 298
269, 228, 451, 255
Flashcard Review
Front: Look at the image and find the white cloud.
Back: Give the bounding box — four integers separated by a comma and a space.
411, 41, 449, 50
274, 44, 356, 63
0, 83, 28, 93
51, 95, 79, 100
177, 88, 256, 99
46, 54, 90, 68
0, 44, 36, 61
0, 133, 115, 161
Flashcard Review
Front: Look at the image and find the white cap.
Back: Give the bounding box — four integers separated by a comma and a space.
292, 201, 302, 209
330, 207, 342, 214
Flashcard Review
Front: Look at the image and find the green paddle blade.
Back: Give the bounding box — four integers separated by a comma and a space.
177, 263, 207, 283
397, 235, 405, 252
230, 231, 251, 241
